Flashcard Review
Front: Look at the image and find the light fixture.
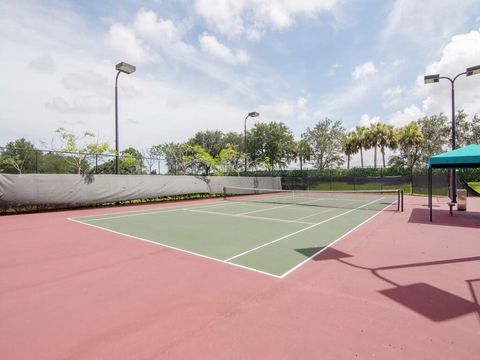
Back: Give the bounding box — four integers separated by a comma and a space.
115, 62, 136, 74
466, 64, 480, 77
424, 74, 440, 84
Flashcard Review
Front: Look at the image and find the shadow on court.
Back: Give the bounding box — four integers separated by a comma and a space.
408, 207, 480, 228
303, 246, 480, 322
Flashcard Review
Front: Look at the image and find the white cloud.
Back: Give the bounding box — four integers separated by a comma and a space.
199, 33, 249, 64
193, 0, 340, 40
133, 9, 183, 43
327, 63, 341, 77
382, 0, 479, 47
388, 104, 424, 127
259, 99, 295, 117
352, 61, 377, 80
392, 58, 405, 67
383, 86, 405, 109
28, 55, 55, 73
106, 23, 158, 64
358, 113, 380, 127
416, 27, 480, 117
297, 97, 307, 108
61, 71, 109, 93
45, 95, 111, 114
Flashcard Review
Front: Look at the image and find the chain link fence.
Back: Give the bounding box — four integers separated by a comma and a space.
2, 147, 479, 196
0, 147, 167, 175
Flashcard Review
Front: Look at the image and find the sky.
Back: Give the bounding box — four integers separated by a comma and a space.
1, 0, 480, 167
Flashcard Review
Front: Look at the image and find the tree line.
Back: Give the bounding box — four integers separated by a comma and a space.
1, 111, 479, 175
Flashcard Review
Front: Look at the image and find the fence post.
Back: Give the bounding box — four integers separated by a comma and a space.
95, 154, 98, 174
329, 168, 332, 191
353, 167, 356, 191
380, 166, 383, 191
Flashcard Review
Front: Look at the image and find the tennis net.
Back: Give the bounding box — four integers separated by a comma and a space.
223, 186, 403, 212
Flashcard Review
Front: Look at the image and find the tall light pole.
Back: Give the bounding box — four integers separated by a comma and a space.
244, 112, 259, 175
424, 64, 480, 202
115, 62, 136, 175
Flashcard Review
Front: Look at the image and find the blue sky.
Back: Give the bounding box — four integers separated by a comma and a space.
1, 0, 480, 166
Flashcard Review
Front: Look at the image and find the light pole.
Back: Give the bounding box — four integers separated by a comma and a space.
244, 112, 259, 175
424, 64, 480, 202
115, 62, 136, 175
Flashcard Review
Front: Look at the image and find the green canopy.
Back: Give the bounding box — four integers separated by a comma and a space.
428, 144, 480, 221
429, 144, 480, 168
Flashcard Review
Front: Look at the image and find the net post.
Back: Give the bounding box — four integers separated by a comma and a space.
397, 190, 400, 212
401, 190, 404, 212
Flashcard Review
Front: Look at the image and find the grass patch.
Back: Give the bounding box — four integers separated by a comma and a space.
469, 182, 480, 192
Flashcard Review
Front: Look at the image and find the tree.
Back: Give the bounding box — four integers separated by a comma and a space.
182, 145, 217, 175
470, 114, 480, 144
121, 147, 143, 174
366, 123, 383, 168
188, 130, 225, 158
354, 126, 368, 168
292, 139, 312, 171
376, 123, 397, 168
303, 118, 345, 169
248, 122, 295, 171
454, 110, 470, 148
342, 132, 360, 169
388, 122, 424, 170
142, 147, 160, 174
151, 142, 188, 175
49, 128, 111, 174
222, 132, 243, 150
215, 144, 241, 175
0, 138, 37, 174
418, 114, 449, 165
455, 110, 480, 147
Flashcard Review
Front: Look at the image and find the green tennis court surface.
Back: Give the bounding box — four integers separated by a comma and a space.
71, 190, 401, 278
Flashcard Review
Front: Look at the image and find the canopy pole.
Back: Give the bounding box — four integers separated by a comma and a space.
428, 167, 433, 222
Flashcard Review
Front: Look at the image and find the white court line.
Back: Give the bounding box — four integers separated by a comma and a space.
224, 197, 385, 262
232, 196, 336, 217
75, 200, 242, 222
67, 217, 281, 279
186, 209, 315, 225
293, 207, 335, 221
235, 203, 293, 216
279, 200, 396, 278
292, 198, 366, 221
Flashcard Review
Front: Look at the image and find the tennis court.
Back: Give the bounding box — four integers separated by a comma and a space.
71, 187, 403, 277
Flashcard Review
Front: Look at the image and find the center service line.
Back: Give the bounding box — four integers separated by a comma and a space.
224, 197, 384, 262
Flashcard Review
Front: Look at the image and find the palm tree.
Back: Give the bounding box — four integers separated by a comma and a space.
389, 122, 424, 170
355, 126, 368, 168
377, 124, 397, 168
343, 132, 360, 169
366, 123, 383, 169
292, 139, 311, 171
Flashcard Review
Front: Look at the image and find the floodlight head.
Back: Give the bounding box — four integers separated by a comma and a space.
424, 74, 440, 84
248, 112, 260, 117
116, 62, 136, 74
466, 64, 480, 77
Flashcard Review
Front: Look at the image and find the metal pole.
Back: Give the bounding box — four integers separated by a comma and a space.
428, 167, 433, 222
440, 72, 465, 203
450, 81, 456, 203
244, 115, 248, 175
115, 71, 120, 175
